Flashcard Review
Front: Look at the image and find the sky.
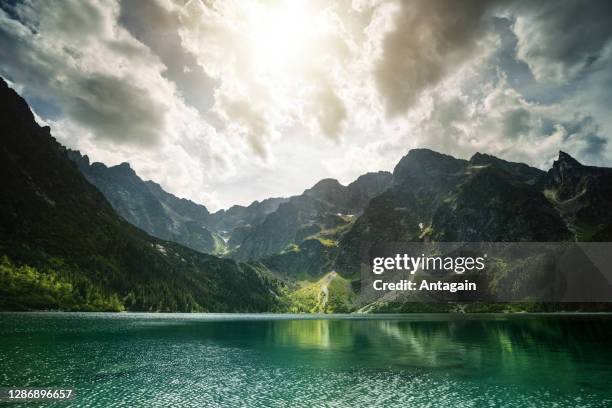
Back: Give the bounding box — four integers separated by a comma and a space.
1, 0, 612, 211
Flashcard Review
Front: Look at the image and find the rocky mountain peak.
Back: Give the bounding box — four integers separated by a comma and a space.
65, 149, 90, 168
469, 152, 544, 184
547, 151, 585, 190
304, 178, 345, 203
306, 178, 344, 193
111, 161, 136, 176
545, 150, 612, 230
350, 171, 392, 186
554, 150, 583, 170
349, 170, 391, 188
393, 148, 468, 186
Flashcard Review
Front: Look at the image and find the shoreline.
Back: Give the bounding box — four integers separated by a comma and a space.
2, 311, 612, 319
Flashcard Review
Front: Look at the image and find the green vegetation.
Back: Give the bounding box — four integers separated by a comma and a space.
212, 233, 228, 256
284, 281, 322, 313
573, 222, 600, 241
316, 219, 354, 240
280, 243, 301, 254
0, 242, 286, 312
325, 275, 356, 312
283, 272, 356, 313
313, 237, 337, 248
0, 256, 123, 311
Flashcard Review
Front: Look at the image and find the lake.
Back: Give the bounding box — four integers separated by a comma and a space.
1, 313, 611, 407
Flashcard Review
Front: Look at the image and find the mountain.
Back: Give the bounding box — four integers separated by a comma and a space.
67, 149, 293, 255
258, 238, 335, 280
66, 148, 392, 264
544, 151, 612, 240
430, 157, 570, 242
3, 74, 612, 314
207, 196, 289, 244
232, 171, 392, 261
67, 151, 223, 255
303, 172, 394, 213
335, 149, 593, 276
0, 78, 282, 312
64, 132, 390, 265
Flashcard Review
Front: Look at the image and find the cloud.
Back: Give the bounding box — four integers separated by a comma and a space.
118, 0, 218, 113
509, 0, 612, 82
0, 0, 172, 146
311, 86, 347, 141
372, 0, 494, 116
1, 0, 611, 211
216, 93, 273, 159
175, 0, 362, 155
401, 74, 608, 167
501, 107, 530, 139
500, 0, 612, 163
67, 74, 169, 145
0, 0, 243, 210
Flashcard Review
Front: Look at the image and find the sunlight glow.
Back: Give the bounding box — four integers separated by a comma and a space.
247, 0, 326, 77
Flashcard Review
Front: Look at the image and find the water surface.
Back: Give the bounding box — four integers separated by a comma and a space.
1, 313, 611, 407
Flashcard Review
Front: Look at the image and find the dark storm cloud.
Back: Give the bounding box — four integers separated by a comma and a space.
118, 0, 218, 114
373, 0, 612, 113
67, 74, 166, 145
0, 2, 170, 146
374, 0, 493, 116
509, 0, 612, 81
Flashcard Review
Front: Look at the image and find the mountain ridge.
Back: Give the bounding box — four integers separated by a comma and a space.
0, 77, 283, 312
67, 149, 221, 255
3, 75, 612, 313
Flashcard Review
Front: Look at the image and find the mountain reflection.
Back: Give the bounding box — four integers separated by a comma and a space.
251, 316, 612, 389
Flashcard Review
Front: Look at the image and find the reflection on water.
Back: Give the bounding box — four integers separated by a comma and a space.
270, 319, 333, 349
1, 313, 611, 407
264, 316, 612, 389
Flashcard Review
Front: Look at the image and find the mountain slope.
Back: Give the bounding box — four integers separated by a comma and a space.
336, 149, 576, 276
67, 151, 221, 254
431, 164, 570, 241
233, 171, 392, 261
68, 149, 292, 255
545, 151, 612, 240
0, 78, 282, 312
208, 197, 289, 234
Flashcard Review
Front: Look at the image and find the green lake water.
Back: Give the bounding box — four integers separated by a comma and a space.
1, 313, 611, 407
